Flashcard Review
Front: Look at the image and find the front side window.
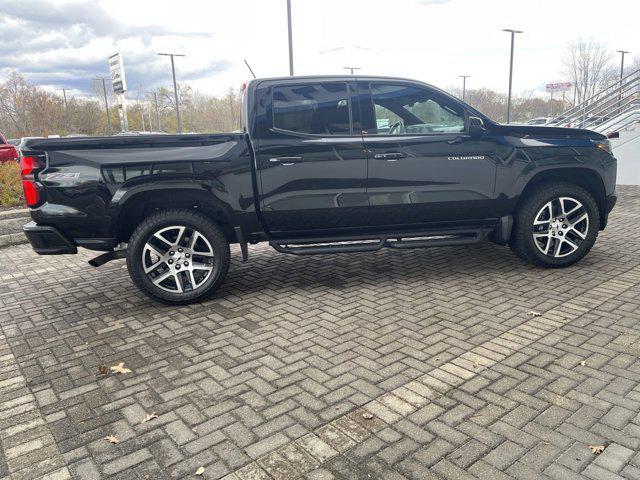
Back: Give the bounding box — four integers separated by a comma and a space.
367, 83, 465, 135
273, 82, 351, 135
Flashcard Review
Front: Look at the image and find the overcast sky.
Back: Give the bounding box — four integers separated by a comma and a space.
0, 0, 637, 98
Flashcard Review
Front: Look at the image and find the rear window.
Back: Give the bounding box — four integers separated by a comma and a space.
272, 82, 351, 135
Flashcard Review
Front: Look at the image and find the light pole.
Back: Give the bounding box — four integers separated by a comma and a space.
459, 75, 470, 102
153, 92, 161, 131
343, 66, 361, 75
287, 0, 294, 76
58, 88, 70, 133
502, 29, 523, 124
158, 52, 186, 133
96, 77, 111, 135
617, 50, 629, 80
617, 50, 630, 113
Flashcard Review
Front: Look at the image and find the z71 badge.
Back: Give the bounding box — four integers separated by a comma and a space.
447, 155, 486, 161
43, 172, 80, 180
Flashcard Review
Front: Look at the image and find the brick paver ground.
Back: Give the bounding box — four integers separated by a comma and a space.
1, 186, 639, 480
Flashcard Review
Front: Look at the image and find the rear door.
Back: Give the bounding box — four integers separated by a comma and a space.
254, 80, 368, 235
359, 81, 500, 227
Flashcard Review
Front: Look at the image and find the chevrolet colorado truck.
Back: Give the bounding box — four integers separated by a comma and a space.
20, 76, 617, 303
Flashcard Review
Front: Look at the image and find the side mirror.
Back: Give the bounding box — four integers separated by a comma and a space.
468, 116, 485, 137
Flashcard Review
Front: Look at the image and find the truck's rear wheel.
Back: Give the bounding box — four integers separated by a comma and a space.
126, 209, 230, 304
511, 182, 600, 268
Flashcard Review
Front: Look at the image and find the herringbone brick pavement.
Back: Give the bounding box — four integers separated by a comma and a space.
0, 186, 639, 479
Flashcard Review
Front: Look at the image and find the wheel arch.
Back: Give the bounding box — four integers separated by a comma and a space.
515, 167, 607, 229
114, 187, 236, 244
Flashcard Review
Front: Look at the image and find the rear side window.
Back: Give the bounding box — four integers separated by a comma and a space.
272, 82, 352, 135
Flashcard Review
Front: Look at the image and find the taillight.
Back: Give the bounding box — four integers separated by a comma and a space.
20, 155, 42, 206
10, 146, 18, 161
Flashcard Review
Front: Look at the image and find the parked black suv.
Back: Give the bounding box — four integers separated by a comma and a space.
20, 76, 617, 303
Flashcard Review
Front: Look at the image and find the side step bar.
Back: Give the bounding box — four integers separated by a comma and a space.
270, 228, 492, 256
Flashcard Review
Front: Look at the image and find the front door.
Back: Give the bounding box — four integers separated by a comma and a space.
359, 81, 500, 227
255, 81, 368, 235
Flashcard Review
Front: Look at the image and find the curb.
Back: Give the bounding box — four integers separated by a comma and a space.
0, 232, 27, 249
0, 208, 29, 220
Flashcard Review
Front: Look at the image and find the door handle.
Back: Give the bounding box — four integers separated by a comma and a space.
269, 156, 303, 166
373, 152, 406, 161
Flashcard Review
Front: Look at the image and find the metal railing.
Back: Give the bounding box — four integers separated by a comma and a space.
549, 68, 639, 132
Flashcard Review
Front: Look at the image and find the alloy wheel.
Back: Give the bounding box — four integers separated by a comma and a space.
532, 196, 589, 258
142, 225, 215, 293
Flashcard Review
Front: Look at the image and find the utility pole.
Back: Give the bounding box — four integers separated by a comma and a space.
617, 50, 629, 113
153, 92, 161, 131
96, 77, 112, 135
58, 88, 70, 133
343, 66, 361, 75
459, 75, 470, 102
158, 53, 186, 133
287, 0, 294, 75
502, 29, 523, 124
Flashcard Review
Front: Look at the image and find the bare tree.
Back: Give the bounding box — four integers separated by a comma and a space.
563, 39, 613, 105
0, 73, 243, 137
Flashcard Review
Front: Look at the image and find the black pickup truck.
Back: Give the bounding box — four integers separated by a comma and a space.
20, 75, 617, 303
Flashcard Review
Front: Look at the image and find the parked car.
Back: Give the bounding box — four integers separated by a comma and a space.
0, 133, 19, 163
545, 116, 569, 127
20, 75, 617, 303
525, 117, 552, 126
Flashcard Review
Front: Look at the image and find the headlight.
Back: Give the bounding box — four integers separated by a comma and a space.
591, 139, 612, 154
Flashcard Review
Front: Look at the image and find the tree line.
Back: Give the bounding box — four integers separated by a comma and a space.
0, 73, 243, 138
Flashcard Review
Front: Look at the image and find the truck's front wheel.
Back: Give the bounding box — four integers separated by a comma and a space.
126, 209, 230, 304
511, 182, 600, 268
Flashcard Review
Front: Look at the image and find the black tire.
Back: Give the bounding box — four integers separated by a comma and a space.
126, 209, 230, 304
510, 182, 600, 268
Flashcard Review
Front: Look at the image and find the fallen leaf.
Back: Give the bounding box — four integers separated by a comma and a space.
110, 362, 132, 374
362, 412, 374, 420
141, 412, 158, 424
192, 427, 197, 433
195, 466, 205, 476
527, 311, 542, 317
580, 360, 586, 366
589, 445, 605, 454
105, 434, 119, 444
97, 365, 109, 375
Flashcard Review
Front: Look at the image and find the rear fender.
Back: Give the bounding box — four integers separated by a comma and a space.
112, 181, 235, 243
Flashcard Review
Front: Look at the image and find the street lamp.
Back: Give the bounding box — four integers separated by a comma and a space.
343, 66, 361, 75
617, 50, 630, 80
158, 53, 186, 133
459, 75, 470, 102
502, 29, 523, 124
287, 0, 294, 76
616, 50, 630, 112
